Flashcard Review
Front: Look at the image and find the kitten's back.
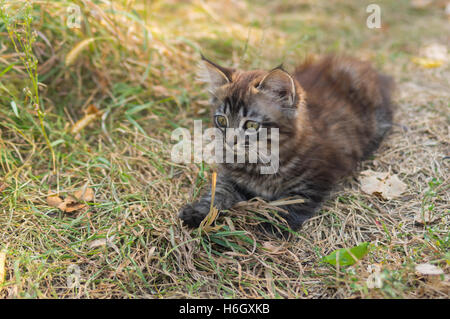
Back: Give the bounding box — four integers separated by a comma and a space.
294, 55, 395, 168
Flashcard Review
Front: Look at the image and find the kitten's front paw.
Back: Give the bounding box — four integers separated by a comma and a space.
178, 203, 209, 228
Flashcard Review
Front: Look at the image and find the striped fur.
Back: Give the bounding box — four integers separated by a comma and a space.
179, 55, 394, 233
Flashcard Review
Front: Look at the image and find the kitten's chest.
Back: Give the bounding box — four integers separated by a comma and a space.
225, 167, 286, 200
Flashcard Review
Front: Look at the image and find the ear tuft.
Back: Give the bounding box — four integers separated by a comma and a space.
196, 56, 233, 93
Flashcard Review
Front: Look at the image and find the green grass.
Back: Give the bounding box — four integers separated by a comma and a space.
0, 0, 449, 298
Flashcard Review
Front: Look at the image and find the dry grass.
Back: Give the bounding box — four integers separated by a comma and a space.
0, 0, 448, 298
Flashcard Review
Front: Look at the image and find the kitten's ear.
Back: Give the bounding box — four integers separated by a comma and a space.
197, 55, 233, 92
257, 66, 296, 107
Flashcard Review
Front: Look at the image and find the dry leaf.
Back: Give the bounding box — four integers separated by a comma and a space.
71, 104, 103, 134
47, 191, 64, 208
58, 196, 86, 213
359, 170, 407, 200
415, 263, 444, 275
85, 104, 101, 115
73, 186, 94, 202
47, 191, 86, 213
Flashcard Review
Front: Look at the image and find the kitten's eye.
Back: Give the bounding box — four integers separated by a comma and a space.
244, 120, 260, 131
215, 115, 228, 128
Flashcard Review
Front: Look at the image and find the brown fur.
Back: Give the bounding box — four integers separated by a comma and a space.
179, 54, 394, 235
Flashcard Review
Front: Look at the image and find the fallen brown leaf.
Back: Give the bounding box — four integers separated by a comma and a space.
359, 170, 407, 200
73, 186, 94, 202
58, 196, 86, 213
47, 191, 86, 213
47, 191, 64, 208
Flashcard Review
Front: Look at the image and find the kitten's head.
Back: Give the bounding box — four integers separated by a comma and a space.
197, 56, 306, 163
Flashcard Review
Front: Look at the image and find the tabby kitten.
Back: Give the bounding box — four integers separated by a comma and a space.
179, 54, 394, 233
